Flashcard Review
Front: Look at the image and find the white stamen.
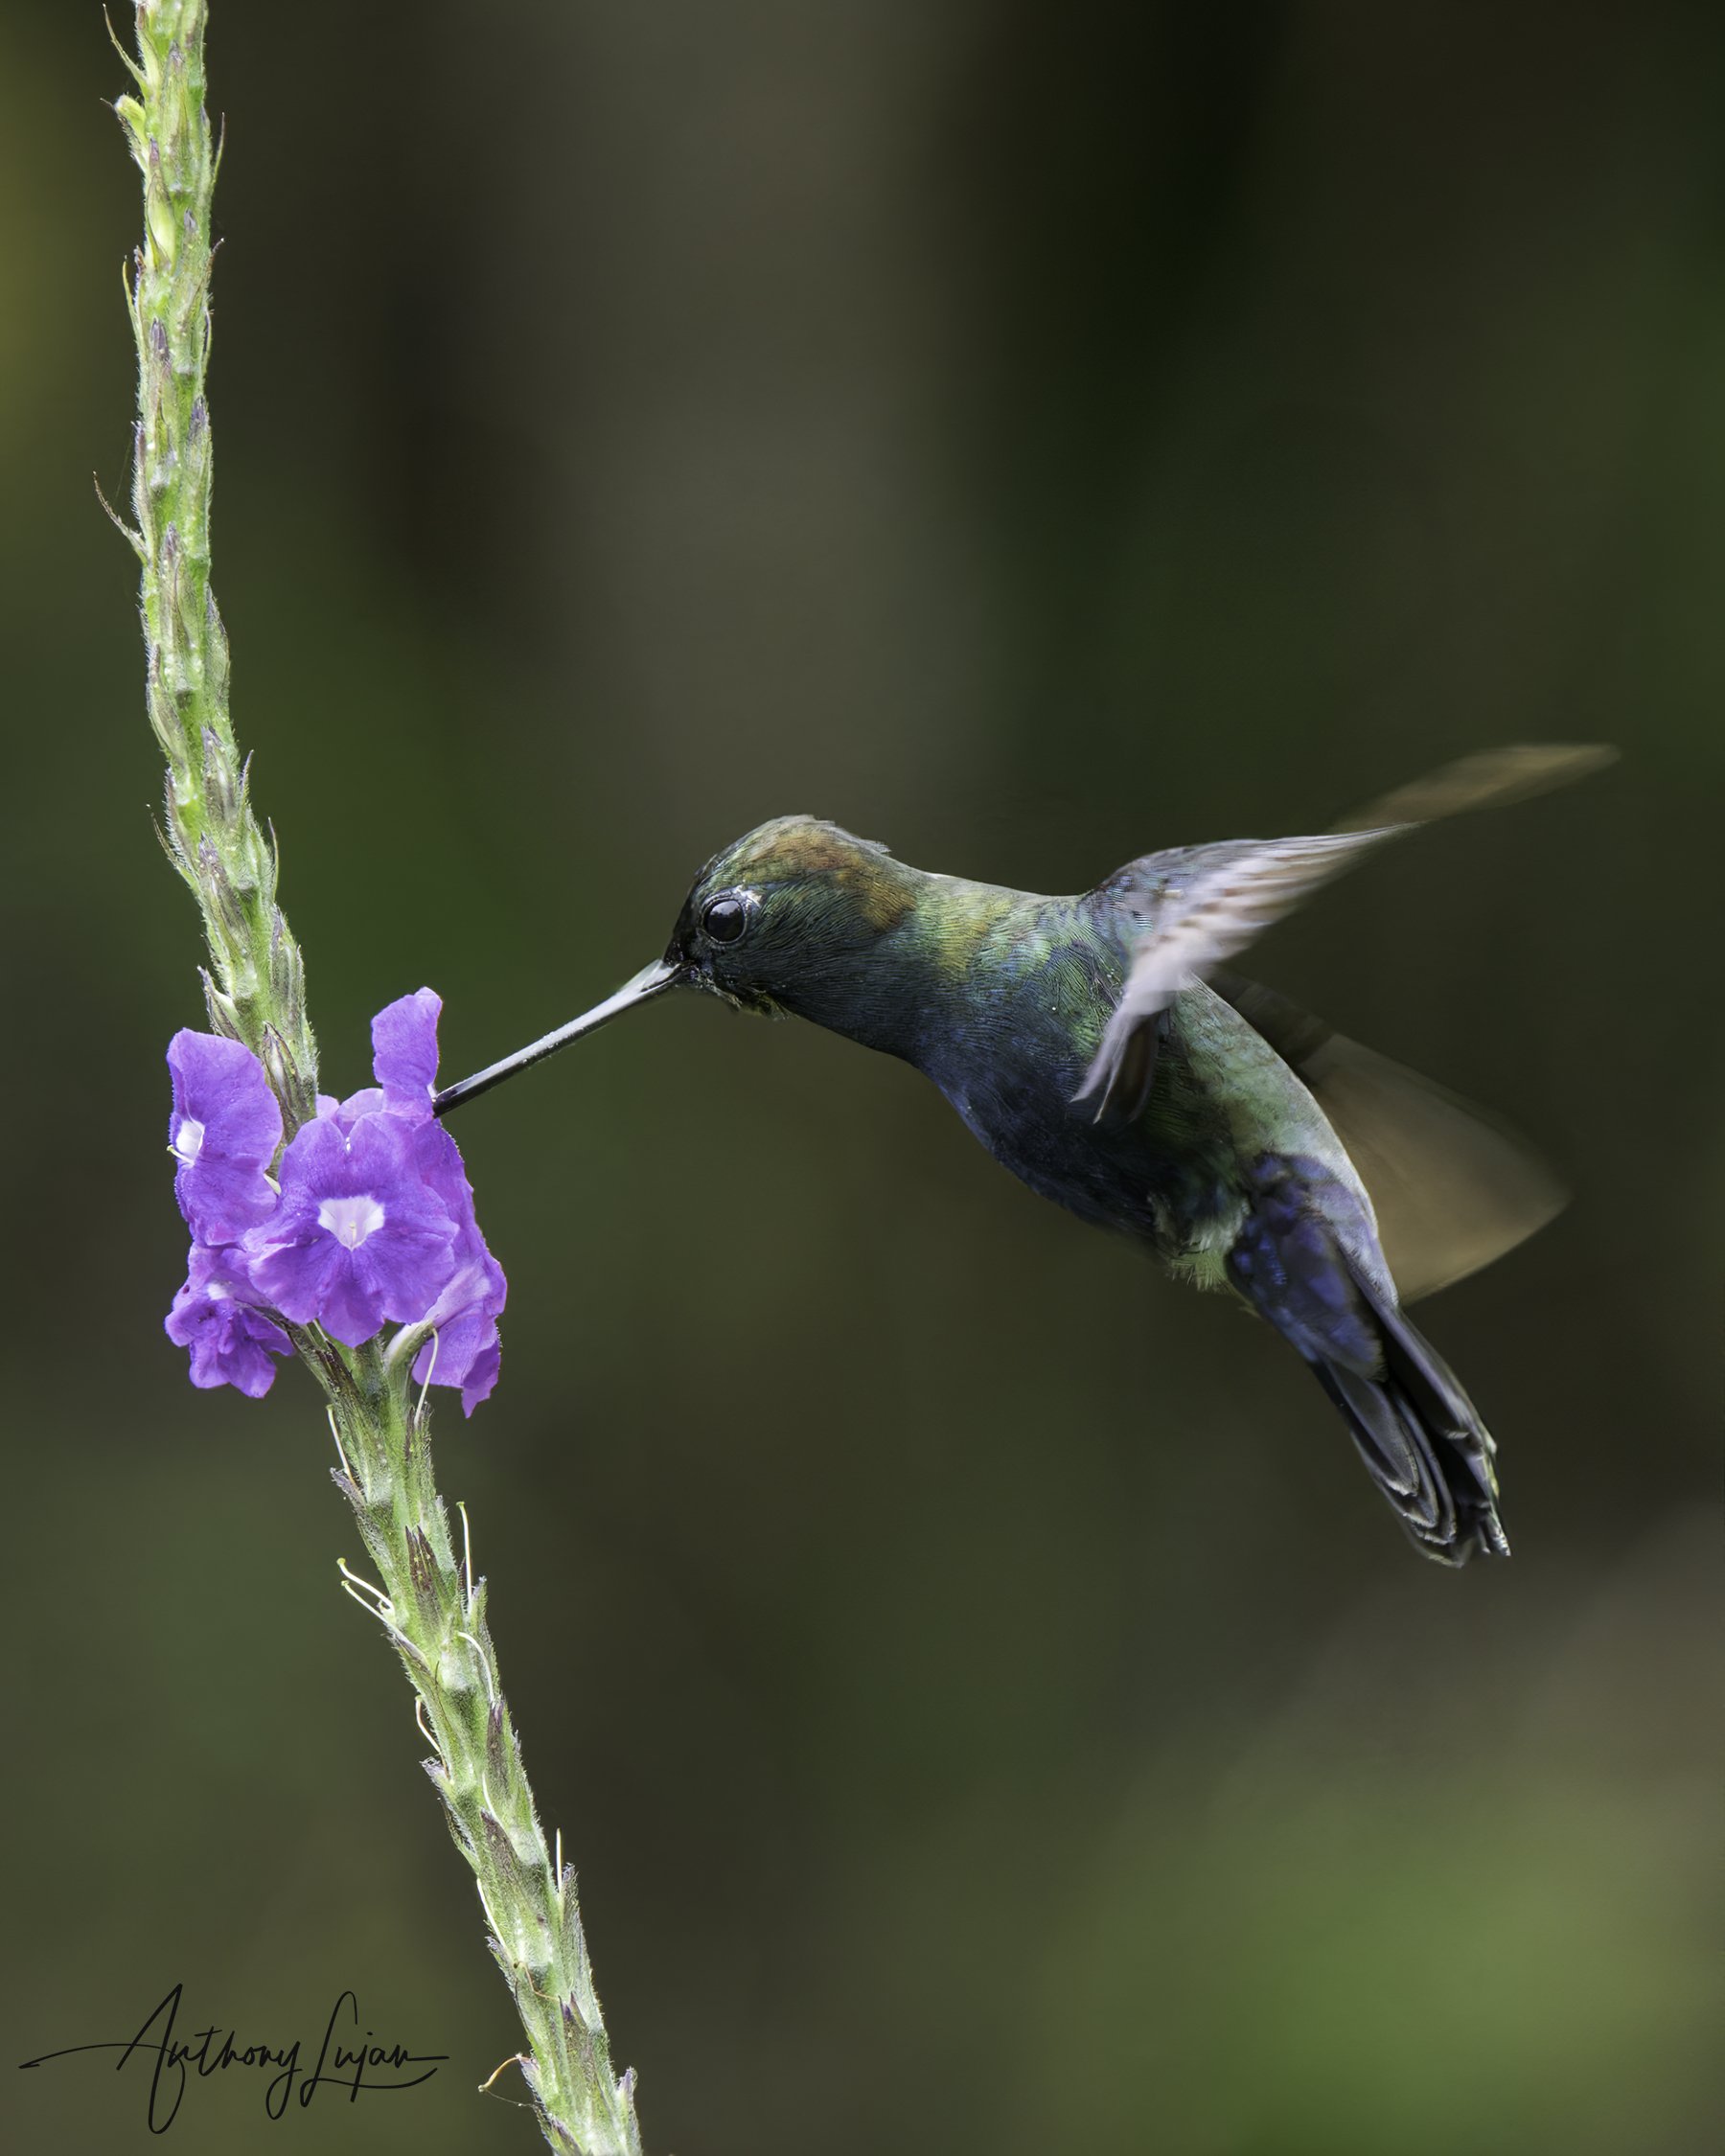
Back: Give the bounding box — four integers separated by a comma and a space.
336, 1557, 393, 1619
317, 1193, 386, 1249
172, 1114, 206, 1165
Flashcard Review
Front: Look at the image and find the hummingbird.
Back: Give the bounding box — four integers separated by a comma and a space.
436, 745, 1611, 1566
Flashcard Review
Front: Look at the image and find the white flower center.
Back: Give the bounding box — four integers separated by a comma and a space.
172, 1115, 206, 1165
317, 1193, 387, 1250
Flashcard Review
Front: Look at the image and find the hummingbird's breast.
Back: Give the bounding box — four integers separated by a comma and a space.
908, 895, 1242, 1259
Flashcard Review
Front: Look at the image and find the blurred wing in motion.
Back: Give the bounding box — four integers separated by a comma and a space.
1076, 827, 1395, 1119
1214, 973, 1568, 1301
1074, 742, 1615, 1122
1332, 741, 1618, 832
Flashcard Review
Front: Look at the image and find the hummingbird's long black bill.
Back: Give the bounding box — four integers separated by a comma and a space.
432, 957, 681, 1116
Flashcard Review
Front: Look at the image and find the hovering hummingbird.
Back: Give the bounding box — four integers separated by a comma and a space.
437, 745, 1611, 1566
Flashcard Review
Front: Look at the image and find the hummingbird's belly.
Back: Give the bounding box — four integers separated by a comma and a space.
934, 1021, 1244, 1267
912, 921, 1253, 1271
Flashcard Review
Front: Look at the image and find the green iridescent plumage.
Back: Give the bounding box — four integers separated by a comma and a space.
439, 747, 1612, 1566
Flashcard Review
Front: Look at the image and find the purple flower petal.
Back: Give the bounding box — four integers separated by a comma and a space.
372, 989, 443, 1116
168, 1030, 283, 1244
248, 1112, 458, 1346
166, 1245, 292, 1397
316, 1087, 386, 1133
412, 1247, 507, 1413
455, 1334, 501, 1415
407, 1118, 508, 1413
312, 1242, 395, 1349
411, 1118, 475, 1228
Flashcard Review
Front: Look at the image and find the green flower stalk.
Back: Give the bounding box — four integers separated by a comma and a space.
324, 1355, 644, 2156
113, 8, 644, 2150
112, 5, 314, 1123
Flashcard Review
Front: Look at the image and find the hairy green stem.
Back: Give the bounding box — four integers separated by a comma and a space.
318, 1342, 644, 2156
113, 2, 315, 1121
115, 9, 643, 2149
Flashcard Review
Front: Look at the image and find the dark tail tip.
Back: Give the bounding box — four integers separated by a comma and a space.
1316, 1261, 1510, 1567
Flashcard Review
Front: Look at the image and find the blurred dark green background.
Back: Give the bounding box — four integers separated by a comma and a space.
5, 6, 1720, 2152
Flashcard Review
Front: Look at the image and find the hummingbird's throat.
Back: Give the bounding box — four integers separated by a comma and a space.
698, 975, 785, 1021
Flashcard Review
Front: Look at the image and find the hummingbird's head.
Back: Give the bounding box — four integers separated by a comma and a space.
661, 814, 913, 1020
432, 815, 917, 1114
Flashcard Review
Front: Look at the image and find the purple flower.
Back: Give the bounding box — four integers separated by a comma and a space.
161, 993, 507, 1405
166, 1246, 293, 1397
167, 1030, 282, 1243
248, 1112, 457, 1347
408, 1120, 508, 1414
412, 1242, 506, 1414
368, 990, 509, 1413
372, 988, 442, 1115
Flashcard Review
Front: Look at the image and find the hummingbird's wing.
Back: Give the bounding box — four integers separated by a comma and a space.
1077, 826, 1395, 1120
1211, 973, 1567, 1302
1074, 742, 1614, 1121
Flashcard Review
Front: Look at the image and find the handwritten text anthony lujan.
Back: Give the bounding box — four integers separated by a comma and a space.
20, 1981, 448, 2131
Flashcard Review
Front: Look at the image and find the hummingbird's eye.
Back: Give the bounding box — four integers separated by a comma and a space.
701, 894, 748, 945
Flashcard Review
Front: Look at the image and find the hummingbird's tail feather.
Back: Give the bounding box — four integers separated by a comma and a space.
1311, 1257, 1508, 1566
1225, 1160, 1508, 1565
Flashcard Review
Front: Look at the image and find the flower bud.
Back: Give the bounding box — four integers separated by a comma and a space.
267, 906, 298, 1005
201, 725, 239, 823
199, 968, 244, 1042
146, 141, 177, 267
196, 835, 248, 947
146, 646, 184, 765
258, 1021, 298, 1103
114, 95, 147, 157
